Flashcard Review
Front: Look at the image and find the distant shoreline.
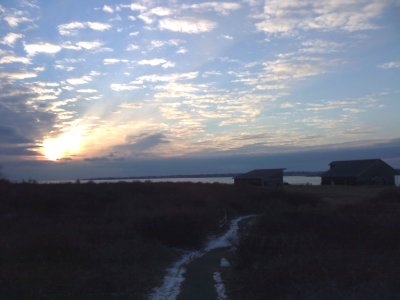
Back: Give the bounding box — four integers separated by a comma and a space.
84, 171, 325, 181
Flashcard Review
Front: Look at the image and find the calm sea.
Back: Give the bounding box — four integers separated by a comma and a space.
44, 175, 400, 186
80, 176, 321, 185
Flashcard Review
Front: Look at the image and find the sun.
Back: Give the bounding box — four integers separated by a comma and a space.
42, 129, 85, 161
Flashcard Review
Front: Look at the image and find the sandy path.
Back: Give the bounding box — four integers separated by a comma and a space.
176, 248, 229, 300
149, 215, 256, 300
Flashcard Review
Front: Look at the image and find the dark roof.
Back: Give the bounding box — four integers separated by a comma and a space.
235, 169, 285, 179
322, 159, 398, 177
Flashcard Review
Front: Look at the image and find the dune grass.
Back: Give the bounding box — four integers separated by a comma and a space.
0, 181, 294, 299
226, 187, 400, 300
1, 180, 397, 299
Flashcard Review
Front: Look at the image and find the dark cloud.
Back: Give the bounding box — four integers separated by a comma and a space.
84, 156, 110, 162
127, 133, 170, 151
0, 125, 31, 144
112, 133, 170, 157
0, 83, 56, 161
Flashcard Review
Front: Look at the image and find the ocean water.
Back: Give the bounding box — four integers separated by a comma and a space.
44, 175, 400, 186
81, 176, 321, 185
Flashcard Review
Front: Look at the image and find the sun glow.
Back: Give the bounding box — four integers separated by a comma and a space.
42, 128, 85, 161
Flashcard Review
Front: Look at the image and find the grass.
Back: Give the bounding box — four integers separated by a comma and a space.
0, 181, 288, 299
226, 186, 400, 300
1, 181, 398, 299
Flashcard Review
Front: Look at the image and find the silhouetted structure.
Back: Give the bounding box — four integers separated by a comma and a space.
234, 169, 285, 186
321, 159, 398, 186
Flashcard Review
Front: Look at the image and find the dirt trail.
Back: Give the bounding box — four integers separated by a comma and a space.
148, 215, 256, 300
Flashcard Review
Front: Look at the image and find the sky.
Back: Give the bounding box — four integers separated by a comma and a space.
0, 0, 400, 180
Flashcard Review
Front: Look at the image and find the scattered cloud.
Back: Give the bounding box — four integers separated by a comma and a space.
138, 58, 175, 68
24, 42, 62, 56
0, 55, 31, 64
255, 1, 389, 35
137, 72, 198, 83
66, 75, 92, 85
149, 39, 183, 50
102, 5, 114, 14
58, 21, 111, 35
126, 44, 139, 51
300, 39, 343, 54
379, 61, 400, 69
62, 41, 107, 51
0, 71, 37, 80
103, 58, 129, 65
77, 89, 97, 93
222, 35, 233, 40
149, 6, 173, 17
1, 33, 24, 47
182, 2, 241, 15
110, 83, 140, 92
4, 15, 32, 27
127, 3, 147, 12
159, 18, 217, 34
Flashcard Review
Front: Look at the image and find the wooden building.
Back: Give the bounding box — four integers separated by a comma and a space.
234, 169, 285, 187
321, 159, 398, 186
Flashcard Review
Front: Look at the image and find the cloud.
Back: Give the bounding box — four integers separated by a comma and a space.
138, 58, 175, 68
66, 75, 92, 85
122, 132, 170, 153
149, 39, 182, 49
137, 72, 198, 83
0, 125, 31, 144
62, 41, 107, 51
24, 42, 62, 56
128, 3, 147, 12
126, 44, 139, 51
58, 21, 111, 35
177, 47, 188, 54
263, 59, 324, 80
379, 61, 400, 69
77, 89, 97, 93
103, 58, 129, 65
110, 83, 140, 92
300, 39, 343, 54
102, 5, 114, 14
159, 18, 217, 34
138, 13, 154, 24
119, 102, 142, 109
0, 55, 31, 64
110, 71, 198, 92
87, 21, 111, 31
255, 0, 388, 35
54, 65, 75, 72
149, 6, 173, 16
1, 33, 24, 47
0, 83, 56, 160
154, 82, 203, 97
0, 71, 37, 80
54, 58, 85, 72
182, 2, 241, 15
4, 16, 32, 27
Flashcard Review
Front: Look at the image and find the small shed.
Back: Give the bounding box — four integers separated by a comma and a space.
234, 169, 285, 187
321, 159, 398, 186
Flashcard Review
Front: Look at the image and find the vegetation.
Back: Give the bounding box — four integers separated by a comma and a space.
226, 186, 400, 300
0, 181, 293, 299
1, 181, 398, 299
